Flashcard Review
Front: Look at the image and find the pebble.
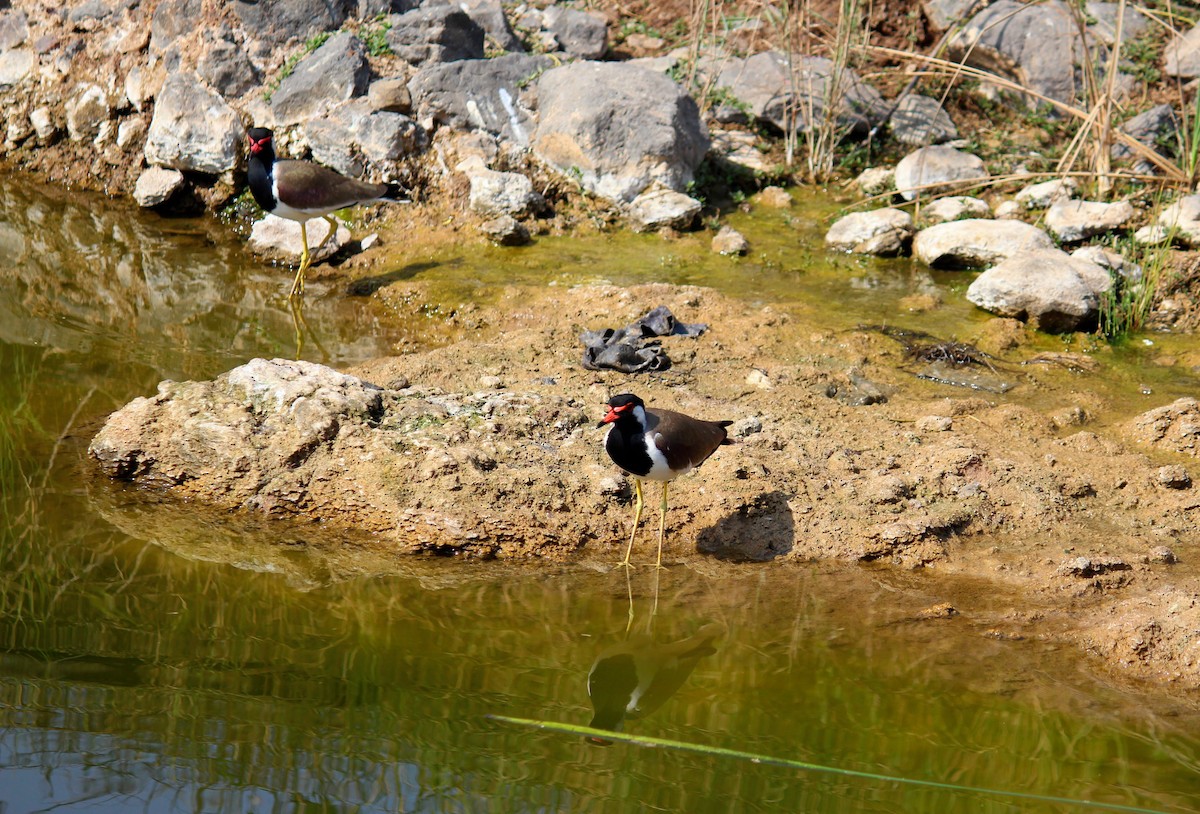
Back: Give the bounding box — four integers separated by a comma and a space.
916, 415, 952, 432
1156, 465, 1191, 489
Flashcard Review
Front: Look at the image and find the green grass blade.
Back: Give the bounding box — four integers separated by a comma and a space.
488, 714, 1172, 814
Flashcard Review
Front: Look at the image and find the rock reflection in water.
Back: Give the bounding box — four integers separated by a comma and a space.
0, 178, 393, 372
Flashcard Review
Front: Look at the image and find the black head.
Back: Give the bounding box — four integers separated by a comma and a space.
247, 127, 274, 158
598, 393, 644, 428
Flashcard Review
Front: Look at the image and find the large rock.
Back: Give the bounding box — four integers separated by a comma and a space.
0, 9, 29, 50
825, 208, 914, 255
966, 248, 1112, 332
465, 165, 543, 218
543, 5, 607, 59
198, 33, 261, 99
894, 145, 987, 201
714, 51, 885, 137
410, 53, 551, 146
247, 214, 352, 264
89, 358, 384, 491
149, 0, 201, 53
133, 165, 185, 208
1044, 199, 1135, 242
914, 219, 1055, 268
385, 5, 485, 66
947, 0, 1080, 108
144, 70, 242, 174
230, 0, 358, 45
303, 98, 425, 180
532, 61, 708, 203
271, 31, 370, 127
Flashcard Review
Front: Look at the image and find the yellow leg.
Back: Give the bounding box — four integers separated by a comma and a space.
620, 477, 645, 567
656, 481, 669, 569
289, 220, 311, 299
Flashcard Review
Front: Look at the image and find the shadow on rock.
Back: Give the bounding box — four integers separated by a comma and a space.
696, 490, 795, 561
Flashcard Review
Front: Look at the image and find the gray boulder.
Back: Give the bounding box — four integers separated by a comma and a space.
533, 61, 708, 203
1113, 104, 1179, 160
1087, 2, 1149, 46
198, 33, 260, 99
714, 51, 885, 137
894, 145, 987, 201
543, 6, 607, 59
922, 0, 981, 31
459, 0, 523, 53
889, 94, 957, 146
144, 70, 242, 174
1044, 199, 1135, 242
948, 0, 1079, 108
231, 0, 358, 45
966, 248, 1112, 332
303, 98, 425, 180
825, 208, 914, 255
914, 219, 1055, 267
386, 5, 485, 66
271, 31, 370, 127
410, 53, 551, 146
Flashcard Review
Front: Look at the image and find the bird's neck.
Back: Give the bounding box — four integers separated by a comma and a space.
247, 149, 277, 212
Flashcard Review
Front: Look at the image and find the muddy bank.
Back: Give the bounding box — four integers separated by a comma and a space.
88, 281, 1200, 694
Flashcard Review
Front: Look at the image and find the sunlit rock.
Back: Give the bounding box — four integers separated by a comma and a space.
825, 208, 914, 256
144, 70, 241, 174
919, 196, 989, 224
247, 214, 351, 263
271, 31, 370, 127
625, 186, 702, 232
1045, 199, 1135, 242
894, 145, 987, 202
914, 218, 1053, 268
533, 61, 708, 204
133, 166, 185, 208
966, 248, 1111, 332
1015, 177, 1078, 209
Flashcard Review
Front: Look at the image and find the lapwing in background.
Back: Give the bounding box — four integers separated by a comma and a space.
599, 393, 733, 568
246, 127, 407, 298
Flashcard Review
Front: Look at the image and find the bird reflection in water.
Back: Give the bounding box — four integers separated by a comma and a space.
586, 569, 722, 745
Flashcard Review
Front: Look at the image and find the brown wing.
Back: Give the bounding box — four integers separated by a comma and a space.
650, 408, 730, 471
275, 159, 388, 211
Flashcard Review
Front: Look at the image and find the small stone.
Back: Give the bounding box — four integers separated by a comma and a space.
711, 225, 748, 255
598, 476, 624, 496
479, 375, 504, 389
854, 167, 894, 196
1149, 546, 1177, 565
1156, 464, 1191, 488
730, 416, 763, 437
133, 165, 185, 208
994, 200, 1023, 220
367, 78, 412, 113
29, 107, 55, 142
916, 415, 953, 432
915, 602, 958, 619
479, 215, 530, 246
757, 185, 792, 207
746, 369, 771, 389
116, 117, 146, 151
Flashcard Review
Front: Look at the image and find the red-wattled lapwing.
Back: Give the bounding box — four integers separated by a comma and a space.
246, 127, 407, 298
599, 394, 733, 568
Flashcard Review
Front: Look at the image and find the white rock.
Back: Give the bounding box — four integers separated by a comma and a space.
966, 248, 1112, 332
920, 196, 990, 224
914, 219, 1054, 267
825, 208, 914, 256
133, 166, 184, 208
894, 145, 987, 201
1044, 199, 1134, 242
247, 214, 351, 262
1014, 177, 1079, 209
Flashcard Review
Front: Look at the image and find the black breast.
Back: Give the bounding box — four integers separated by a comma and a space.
605, 421, 652, 477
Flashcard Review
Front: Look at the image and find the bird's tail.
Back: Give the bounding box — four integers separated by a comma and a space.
383, 182, 411, 203
719, 419, 735, 444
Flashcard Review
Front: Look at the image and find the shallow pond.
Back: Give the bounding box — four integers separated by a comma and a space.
1, 175, 1198, 813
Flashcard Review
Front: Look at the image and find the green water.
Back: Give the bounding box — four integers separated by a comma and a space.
1, 175, 1199, 812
